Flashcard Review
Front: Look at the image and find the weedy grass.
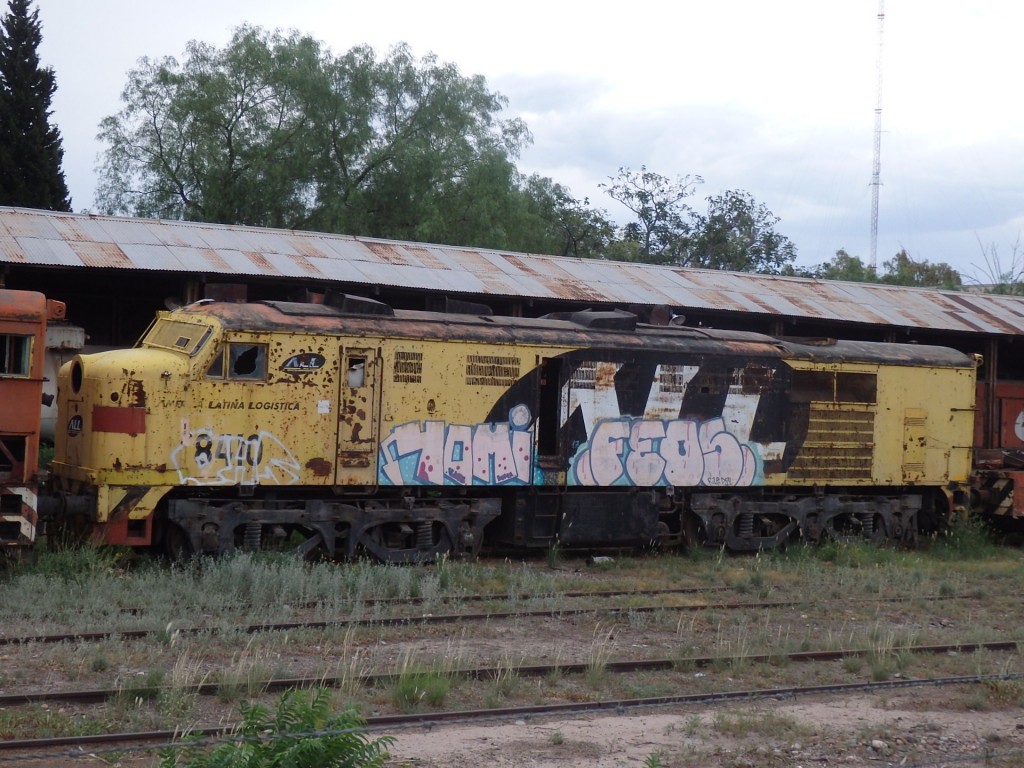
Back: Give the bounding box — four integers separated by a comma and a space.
545, 544, 563, 569
390, 656, 454, 712
711, 618, 753, 673
927, 520, 1002, 561
157, 651, 206, 719
330, 627, 369, 698
978, 678, 1024, 708
389, 638, 465, 713
213, 638, 276, 702
842, 655, 865, 674
864, 625, 921, 681
713, 708, 813, 740
0, 704, 113, 740
586, 622, 616, 686
109, 666, 166, 708
489, 651, 522, 700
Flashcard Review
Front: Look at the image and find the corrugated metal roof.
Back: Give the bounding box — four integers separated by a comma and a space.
3, 205, 1023, 335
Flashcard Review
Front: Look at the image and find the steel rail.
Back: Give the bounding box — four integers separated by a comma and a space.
0, 639, 1016, 709
0, 592, 938, 647
0, 584, 738, 621
1, 671, 1021, 755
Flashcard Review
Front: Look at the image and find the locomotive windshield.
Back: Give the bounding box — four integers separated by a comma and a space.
143, 318, 213, 356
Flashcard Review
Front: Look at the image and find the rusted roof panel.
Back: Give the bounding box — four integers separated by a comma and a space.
5, 206, 1024, 336
305, 255, 355, 283
404, 244, 455, 271
168, 246, 231, 273
73, 241, 134, 269
433, 267, 492, 294
154, 222, 217, 249
16, 236, 82, 266
216, 249, 278, 276
0, 211, 59, 238
50, 214, 117, 244
0, 233, 25, 262
950, 310, 1004, 334
119, 242, 191, 271
96, 218, 164, 246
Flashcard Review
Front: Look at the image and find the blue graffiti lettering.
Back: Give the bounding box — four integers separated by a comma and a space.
379, 411, 534, 486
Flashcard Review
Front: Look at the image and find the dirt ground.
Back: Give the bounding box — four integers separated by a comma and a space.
388, 691, 1024, 767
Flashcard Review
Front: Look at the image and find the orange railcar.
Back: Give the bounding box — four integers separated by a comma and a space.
0, 289, 64, 548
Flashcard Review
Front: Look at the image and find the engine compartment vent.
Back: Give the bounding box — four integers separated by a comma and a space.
322, 291, 395, 316
568, 309, 637, 331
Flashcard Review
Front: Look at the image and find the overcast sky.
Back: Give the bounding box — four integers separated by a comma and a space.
32, 0, 1024, 280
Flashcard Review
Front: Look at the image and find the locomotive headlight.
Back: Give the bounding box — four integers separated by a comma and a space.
70, 359, 83, 394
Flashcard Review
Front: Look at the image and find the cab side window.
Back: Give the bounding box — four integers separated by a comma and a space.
346, 356, 366, 387
0, 334, 31, 376
207, 343, 267, 381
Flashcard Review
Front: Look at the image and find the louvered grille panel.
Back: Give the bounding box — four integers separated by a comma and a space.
787, 406, 875, 481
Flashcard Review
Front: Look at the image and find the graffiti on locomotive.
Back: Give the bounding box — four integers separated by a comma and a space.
379, 358, 782, 488
171, 419, 301, 486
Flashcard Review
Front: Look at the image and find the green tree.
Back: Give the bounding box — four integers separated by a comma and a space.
879, 249, 962, 289
971, 238, 1024, 295
600, 165, 702, 264
600, 169, 796, 272
97, 26, 530, 244
801, 249, 878, 281
516, 175, 615, 258
0, 0, 71, 210
687, 190, 796, 274
800, 248, 962, 289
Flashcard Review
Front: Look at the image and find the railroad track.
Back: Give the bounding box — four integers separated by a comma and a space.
0, 584, 736, 621
0, 639, 1016, 709
0, 591, 958, 647
2, 671, 1021, 760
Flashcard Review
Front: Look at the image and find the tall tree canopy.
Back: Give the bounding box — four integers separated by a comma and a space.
600, 165, 701, 265
798, 248, 963, 289
687, 190, 796, 274
517, 175, 616, 259
601, 167, 796, 273
0, 0, 71, 210
97, 27, 803, 273
96, 26, 531, 245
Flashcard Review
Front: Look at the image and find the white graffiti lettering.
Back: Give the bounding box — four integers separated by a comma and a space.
171, 419, 301, 486
570, 416, 759, 487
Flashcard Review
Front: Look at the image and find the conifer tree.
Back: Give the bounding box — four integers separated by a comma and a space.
0, 0, 71, 210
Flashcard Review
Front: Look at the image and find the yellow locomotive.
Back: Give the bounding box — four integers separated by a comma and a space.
44, 295, 977, 561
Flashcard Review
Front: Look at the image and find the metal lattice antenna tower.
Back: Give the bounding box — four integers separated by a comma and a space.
870, 0, 885, 271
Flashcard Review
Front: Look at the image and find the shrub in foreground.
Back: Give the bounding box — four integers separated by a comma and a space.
159, 688, 393, 768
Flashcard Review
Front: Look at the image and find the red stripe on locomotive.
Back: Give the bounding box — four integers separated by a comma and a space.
92, 406, 147, 435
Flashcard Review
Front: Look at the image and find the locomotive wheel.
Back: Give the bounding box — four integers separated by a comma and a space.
162, 523, 194, 560
680, 512, 708, 552
356, 520, 454, 564
282, 526, 331, 561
